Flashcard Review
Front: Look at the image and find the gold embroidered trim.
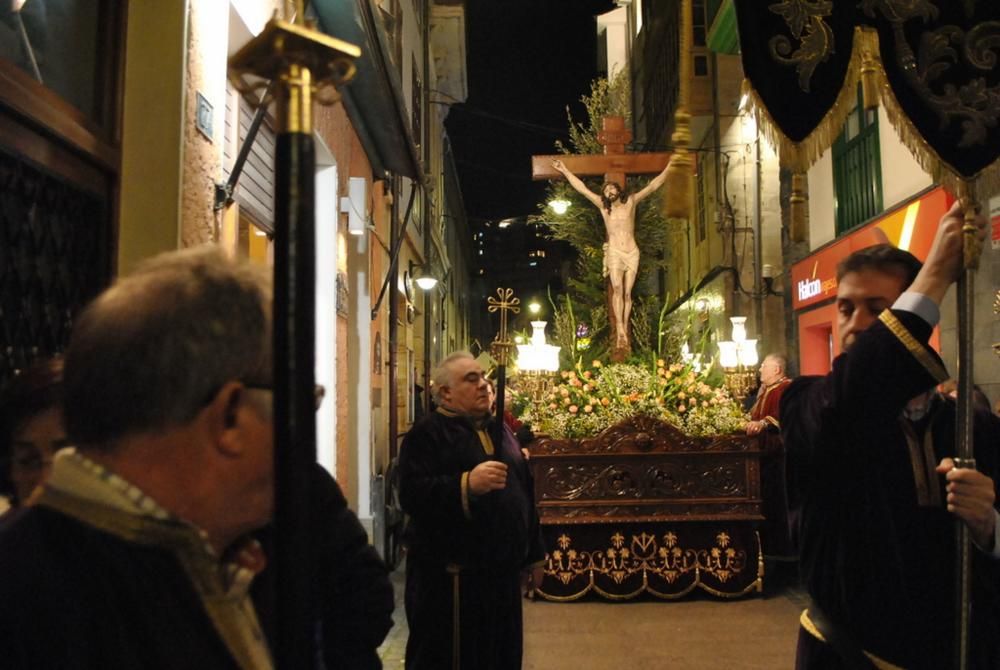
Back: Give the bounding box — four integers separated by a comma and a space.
800, 610, 904, 670
744, 26, 1000, 197
764, 416, 780, 428
475, 429, 495, 456
460, 471, 472, 520
878, 310, 949, 382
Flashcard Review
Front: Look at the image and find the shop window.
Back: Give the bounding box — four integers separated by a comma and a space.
833, 84, 882, 235
0, 0, 119, 130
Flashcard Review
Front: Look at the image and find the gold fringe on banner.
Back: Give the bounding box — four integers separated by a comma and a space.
745, 26, 1000, 205
663, 0, 694, 220
741, 28, 874, 174
859, 34, 879, 112
869, 37, 1000, 209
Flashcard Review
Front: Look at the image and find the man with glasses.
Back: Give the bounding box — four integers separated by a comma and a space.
0, 246, 392, 669
399, 351, 544, 670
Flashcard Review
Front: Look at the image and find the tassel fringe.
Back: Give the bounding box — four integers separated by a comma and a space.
744, 26, 1000, 204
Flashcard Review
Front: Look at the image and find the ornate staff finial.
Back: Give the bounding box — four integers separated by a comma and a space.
488, 287, 520, 366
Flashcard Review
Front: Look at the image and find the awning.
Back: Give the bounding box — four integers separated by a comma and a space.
312, 0, 422, 179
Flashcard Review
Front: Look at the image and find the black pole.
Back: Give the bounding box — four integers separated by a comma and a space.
227, 16, 360, 668
493, 364, 507, 454
273, 131, 317, 669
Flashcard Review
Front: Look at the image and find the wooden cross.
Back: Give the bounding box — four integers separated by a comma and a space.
531, 116, 672, 189
532, 116, 676, 361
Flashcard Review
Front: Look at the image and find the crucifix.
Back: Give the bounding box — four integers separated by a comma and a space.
532, 116, 673, 361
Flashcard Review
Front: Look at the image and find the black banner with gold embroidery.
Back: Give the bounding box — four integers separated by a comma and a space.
734, 1, 1000, 191
859, 2, 1000, 181
734, 1, 856, 144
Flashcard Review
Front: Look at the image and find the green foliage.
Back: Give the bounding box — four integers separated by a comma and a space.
556, 69, 632, 156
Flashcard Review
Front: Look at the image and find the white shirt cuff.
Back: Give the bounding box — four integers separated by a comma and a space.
892, 291, 940, 327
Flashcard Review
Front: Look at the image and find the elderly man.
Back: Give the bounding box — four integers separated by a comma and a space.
782, 204, 1000, 669
746, 353, 791, 436
399, 352, 544, 670
746, 353, 796, 567
0, 246, 393, 669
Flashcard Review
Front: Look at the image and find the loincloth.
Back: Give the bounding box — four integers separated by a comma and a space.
602, 243, 640, 278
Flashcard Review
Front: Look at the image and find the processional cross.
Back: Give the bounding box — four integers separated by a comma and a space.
488, 287, 519, 451
532, 117, 672, 361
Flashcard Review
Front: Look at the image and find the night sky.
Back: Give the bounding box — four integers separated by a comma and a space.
445, 0, 616, 225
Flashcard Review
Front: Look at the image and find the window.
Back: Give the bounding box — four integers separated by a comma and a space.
694, 55, 708, 77
833, 84, 882, 235
375, 0, 402, 73
0, 0, 119, 130
692, 0, 707, 47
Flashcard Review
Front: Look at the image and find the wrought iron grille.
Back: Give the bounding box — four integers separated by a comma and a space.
0, 148, 111, 385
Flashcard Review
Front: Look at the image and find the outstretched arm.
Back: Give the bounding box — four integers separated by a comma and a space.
551, 159, 603, 209
632, 158, 672, 203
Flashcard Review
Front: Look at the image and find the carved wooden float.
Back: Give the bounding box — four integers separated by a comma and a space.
529, 415, 764, 601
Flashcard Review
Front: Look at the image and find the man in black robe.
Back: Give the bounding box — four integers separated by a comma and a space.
782, 204, 1000, 669
399, 351, 544, 670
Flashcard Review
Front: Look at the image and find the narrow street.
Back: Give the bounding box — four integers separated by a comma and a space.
379, 562, 806, 668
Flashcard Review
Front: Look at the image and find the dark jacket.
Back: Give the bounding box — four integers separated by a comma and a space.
782, 309, 1000, 669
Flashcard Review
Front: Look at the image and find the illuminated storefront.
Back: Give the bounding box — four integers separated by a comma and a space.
790, 186, 951, 374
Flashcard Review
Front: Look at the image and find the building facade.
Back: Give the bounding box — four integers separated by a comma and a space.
0, 0, 474, 550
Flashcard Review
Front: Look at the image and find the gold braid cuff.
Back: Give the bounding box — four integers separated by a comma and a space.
460, 471, 472, 520
878, 310, 948, 383
764, 416, 780, 428
799, 610, 903, 670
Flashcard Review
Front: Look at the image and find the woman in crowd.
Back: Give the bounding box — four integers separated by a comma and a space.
0, 358, 65, 514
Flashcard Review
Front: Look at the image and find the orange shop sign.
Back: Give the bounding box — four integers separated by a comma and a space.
790, 187, 952, 310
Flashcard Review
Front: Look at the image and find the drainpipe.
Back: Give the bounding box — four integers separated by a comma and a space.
753, 125, 764, 341
422, 0, 433, 414
388, 174, 400, 459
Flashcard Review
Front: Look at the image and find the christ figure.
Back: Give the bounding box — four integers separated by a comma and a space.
551, 158, 671, 349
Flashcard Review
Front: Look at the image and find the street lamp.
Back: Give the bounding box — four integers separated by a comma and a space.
549, 199, 570, 215
409, 260, 438, 291
718, 316, 758, 403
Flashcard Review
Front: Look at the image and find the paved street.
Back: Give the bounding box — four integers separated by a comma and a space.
379, 562, 806, 668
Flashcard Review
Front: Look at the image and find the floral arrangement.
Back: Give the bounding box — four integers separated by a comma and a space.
515, 359, 748, 439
